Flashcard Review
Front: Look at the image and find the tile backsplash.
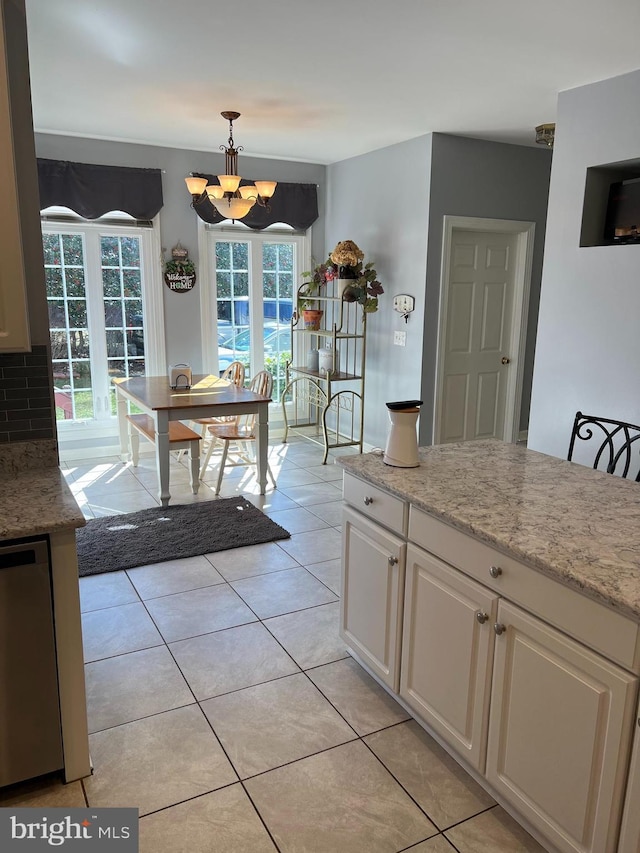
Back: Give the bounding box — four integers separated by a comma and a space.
0, 346, 56, 443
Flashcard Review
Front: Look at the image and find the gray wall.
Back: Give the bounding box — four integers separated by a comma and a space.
35, 133, 326, 373
32, 130, 552, 453
423, 134, 553, 442
326, 135, 431, 451
528, 68, 640, 459
326, 132, 551, 451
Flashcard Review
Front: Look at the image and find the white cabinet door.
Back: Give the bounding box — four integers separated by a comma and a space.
340, 505, 406, 691
400, 544, 498, 772
617, 698, 640, 853
0, 4, 30, 353
487, 600, 637, 853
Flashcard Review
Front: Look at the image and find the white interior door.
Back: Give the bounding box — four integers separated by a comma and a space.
439, 229, 517, 443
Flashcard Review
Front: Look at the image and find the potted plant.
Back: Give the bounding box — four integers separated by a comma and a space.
298, 258, 335, 330
330, 240, 384, 313
330, 239, 364, 296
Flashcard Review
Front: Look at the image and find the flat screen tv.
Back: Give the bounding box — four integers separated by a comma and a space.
604, 177, 640, 243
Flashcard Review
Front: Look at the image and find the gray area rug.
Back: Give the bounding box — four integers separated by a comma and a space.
76, 497, 290, 577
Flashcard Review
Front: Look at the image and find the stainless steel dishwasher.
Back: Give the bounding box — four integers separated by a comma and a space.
0, 537, 63, 787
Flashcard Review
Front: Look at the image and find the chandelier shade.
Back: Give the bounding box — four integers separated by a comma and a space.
254, 181, 277, 199
185, 175, 208, 196
217, 174, 241, 193
212, 196, 256, 220
185, 111, 276, 221
205, 185, 225, 200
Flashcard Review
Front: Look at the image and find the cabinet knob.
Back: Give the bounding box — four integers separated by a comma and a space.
476, 611, 489, 624
363, 496, 374, 505
494, 623, 506, 636
388, 556, 399, 566
489, 565, 502, 579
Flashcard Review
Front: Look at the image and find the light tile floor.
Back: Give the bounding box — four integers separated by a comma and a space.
0, 437, 547, 852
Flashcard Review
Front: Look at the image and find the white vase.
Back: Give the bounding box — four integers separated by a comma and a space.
383, 408, 420, 468
337, 278, 353, 297
306, 348, 319, 371
318, 345, 338, 375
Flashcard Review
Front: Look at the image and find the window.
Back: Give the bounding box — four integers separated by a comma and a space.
201, 226, 309, 402
42, 215, 164, 438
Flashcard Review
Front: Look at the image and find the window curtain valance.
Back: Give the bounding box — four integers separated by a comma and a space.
37, 159, 164, 220
190, 176, 318, 230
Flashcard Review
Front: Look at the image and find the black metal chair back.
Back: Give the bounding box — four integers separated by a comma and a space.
567, 411, 640, 481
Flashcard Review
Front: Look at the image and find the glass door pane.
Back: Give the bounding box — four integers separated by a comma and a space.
44, 225, 152, 430
214, 237, 295, 401
263, 242, 293, 400
101, 234, 145, 414
44, 232, 94, 421
216, 240, 250, 376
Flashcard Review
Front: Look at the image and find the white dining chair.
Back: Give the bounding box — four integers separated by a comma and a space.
199, 369, 276, 494
177, 360, 246, 461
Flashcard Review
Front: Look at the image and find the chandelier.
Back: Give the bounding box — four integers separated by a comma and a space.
535, 123, 555, 147
185, 111, 277, 220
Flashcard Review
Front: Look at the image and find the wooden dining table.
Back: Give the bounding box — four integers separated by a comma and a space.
114, 374, 271, 506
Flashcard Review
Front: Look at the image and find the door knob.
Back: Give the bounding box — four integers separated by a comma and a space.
489, 565, 502, 578
494, 623, 506, 636
476, 611, 489, 624
501, 356, 511, 365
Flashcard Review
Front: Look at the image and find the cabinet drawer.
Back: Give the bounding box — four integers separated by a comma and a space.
343, 473, 408, 536
409, 506, 640, 673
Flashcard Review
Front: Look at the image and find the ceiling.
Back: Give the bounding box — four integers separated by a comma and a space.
24, 0, 640, 165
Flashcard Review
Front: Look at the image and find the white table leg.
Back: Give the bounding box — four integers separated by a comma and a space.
189, 440, 200, 495
256, 403, 269, 495
116, 388, 130, 463
156, 411, 171, 507
130, 424, 140, 467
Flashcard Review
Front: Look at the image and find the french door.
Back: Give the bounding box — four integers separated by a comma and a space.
42, 220, 164, 436
203, 228, 308, 401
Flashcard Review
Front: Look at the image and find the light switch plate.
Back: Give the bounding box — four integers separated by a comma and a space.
393, 330, 406, 346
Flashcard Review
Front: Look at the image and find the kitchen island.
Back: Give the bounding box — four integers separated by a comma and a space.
337, 441, 640, 853
0, 441, 90, 787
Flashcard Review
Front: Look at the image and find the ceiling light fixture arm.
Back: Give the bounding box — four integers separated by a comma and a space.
220, 110, 242, 177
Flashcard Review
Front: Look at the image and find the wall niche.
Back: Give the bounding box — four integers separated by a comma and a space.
580, 159, 640, 247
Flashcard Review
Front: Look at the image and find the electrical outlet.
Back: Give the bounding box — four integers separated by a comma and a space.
393, 330, 406, 347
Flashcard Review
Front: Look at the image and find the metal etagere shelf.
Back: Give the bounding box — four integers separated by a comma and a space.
281, 280, 367, 463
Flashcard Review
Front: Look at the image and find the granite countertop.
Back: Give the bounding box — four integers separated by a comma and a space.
0, 441, 85, 540
338, 441, 640, 622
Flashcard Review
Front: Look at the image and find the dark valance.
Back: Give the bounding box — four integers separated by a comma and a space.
190, 176, 318, 231
37, 159, 164, 220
